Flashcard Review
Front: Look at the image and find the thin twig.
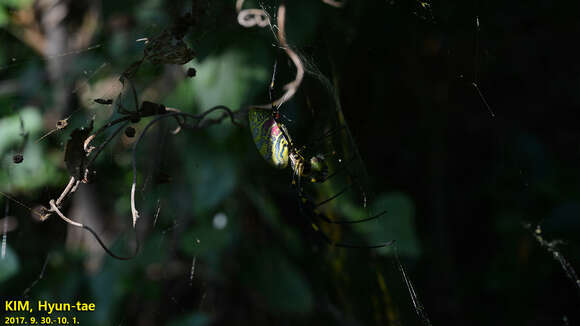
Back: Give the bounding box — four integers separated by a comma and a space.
55, 177, 77, 207
49, 199, 83, 228
130, 107, 238, 227
236, 1, 304, 110
22, 254, 49, 297
322, 0, 347, 7
49, 199, 138, 260
84, 116, 133, 151
86, 121, 129, 168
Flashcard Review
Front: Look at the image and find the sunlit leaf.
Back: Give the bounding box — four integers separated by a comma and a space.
0, 108, 59, 192
188, 49, 269, 111
2, 0, 34, 8
0, 7, 8, 27
0, 107, 42, 154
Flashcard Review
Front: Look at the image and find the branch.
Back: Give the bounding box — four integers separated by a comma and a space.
49, 199, 138, 260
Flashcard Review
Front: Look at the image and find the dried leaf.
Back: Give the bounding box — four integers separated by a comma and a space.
12, 154, 23, 164
140, 101, 167, 116
144, 31, 195, 65
64, 121, 94, 181
186, 67, 197, 77
124, 126, 136, 138
32, 205, 51, 222
94, 98, 113, 105
56, 118, 69, 130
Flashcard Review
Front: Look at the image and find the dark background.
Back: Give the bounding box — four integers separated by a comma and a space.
1, 0, 579, 325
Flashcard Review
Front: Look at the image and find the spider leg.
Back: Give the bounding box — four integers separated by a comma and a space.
298, 187, 386, 225
301, 125, 347, 150
304, 153, 371, 212
300, 124, 374, 209
320, 152, 375, 210
299, 200, 392, 249
315, 183, 371, 212
316, 230, 394, 249
315, 185, 348, 206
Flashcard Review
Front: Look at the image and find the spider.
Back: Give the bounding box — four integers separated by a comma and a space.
248, 106, 329, 185
248, 62, 390, 249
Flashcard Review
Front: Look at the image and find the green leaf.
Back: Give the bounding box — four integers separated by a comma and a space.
0, 107, 60, 192
0, 7, 8, 27
180, 223, 233, 258
0, 245, 20, 283
168, 313, 211, 326
0, 141, 61, 192
354, 192, 422, 258
243, 250, 313, 314
186, 143, 239, 215
0, 107, 42, 154
187, 48, 269, 111
2, 0, 34, 8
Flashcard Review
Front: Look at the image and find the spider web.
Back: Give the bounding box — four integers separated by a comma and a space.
0, 1, 199, 323
1, 0, 580, 326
